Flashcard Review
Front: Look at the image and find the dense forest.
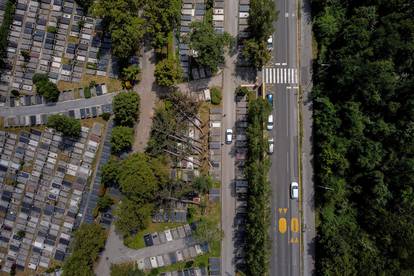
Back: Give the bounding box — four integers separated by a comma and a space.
312, 0, 414, 275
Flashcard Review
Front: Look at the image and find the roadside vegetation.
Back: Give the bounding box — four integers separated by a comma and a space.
244, 97, 271, 275
312, 0, 414, 274
62, 224, 106, 276
112, 92, 140, 128
242, 0, 277, 68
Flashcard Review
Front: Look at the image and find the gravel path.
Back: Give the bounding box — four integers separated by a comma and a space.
132, 48, 157, 152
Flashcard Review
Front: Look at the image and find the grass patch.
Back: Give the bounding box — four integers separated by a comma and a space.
124, 222, 184, 249
167, 31, 175, 61
68, 36, 79, 44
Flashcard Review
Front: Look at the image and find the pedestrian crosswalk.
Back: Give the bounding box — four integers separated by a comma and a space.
263, 67, 298, 84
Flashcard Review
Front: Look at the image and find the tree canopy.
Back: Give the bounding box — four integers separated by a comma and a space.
33, 73, 60, 102
47, 114, 81, 138
248, 0, 277, 41
92, 0, 145, 61
312, 0, 414, 274
114, 153, 170, 236
113, 92, 140, 127
189, 21, 232, 73
111, 126, 134, 154
154, 58, 183, 87
62, 224, 106, 276
143, 0, 181, 49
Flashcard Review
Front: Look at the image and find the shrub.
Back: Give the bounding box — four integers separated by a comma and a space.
101, 112, 111, 121
11, 90, 20, 97
33, 74, 60, 102
83, 86, 91, 98
210, 87, 222, 105
236, 86, 249, 97
47, 26, 58, 33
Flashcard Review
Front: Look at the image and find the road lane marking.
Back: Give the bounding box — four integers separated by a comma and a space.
291, 217, 299, 233
283, 68, 286, 84
285, 12, 289, 17
273, 68, 276, 83
282, 62, 287, 66
289, 237, 299, 244
263, 67, 299, 84
287, 68, 290, 83
276, 62, 280, 66
278, 208, 288, 214
276, 68, 279, 83
278, 218, 287, 234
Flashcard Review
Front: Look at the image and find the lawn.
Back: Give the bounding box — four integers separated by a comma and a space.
124, 222, 184, 250
57, 75, 122, 93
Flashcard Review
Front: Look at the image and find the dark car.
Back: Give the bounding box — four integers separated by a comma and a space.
266, 93, 273, 107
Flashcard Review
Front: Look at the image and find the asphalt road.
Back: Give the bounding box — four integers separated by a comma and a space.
267, 0, 301, 275
0, 93, 115, 117
221, 0, 239, 275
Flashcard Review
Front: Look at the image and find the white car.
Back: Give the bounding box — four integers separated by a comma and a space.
267, 115, 274, 130
267, 35, 273, 51
225, 128, 233, 144
268, 138, 274, 154
291, 182, 299, 199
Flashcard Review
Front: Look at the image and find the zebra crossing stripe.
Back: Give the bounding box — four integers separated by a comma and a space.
263, 67, 299, 84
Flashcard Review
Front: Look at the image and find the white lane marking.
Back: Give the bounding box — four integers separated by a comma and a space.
269, 68, 273, 83
282, 62, 287, 66
285, 12, 289, 17
276, 68, 280, 83
294, 69, 298, 84
276, 62, 281, 66
283, 68, 287, 84
266, 68, 269, 83
287, 69, 291, 84
273, 68, 276, 84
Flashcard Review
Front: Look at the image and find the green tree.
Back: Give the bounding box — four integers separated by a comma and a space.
102, 157, 120, 187
114, 199, 153, 236
122, 64, 141, 83
193, 175, 214, 194
47, 114, 81, 138
97, 194, 114, 212
62, 224, 106, 276
193, 218, 223, 245
118, 153, 158, 203
189, 21, 232, 72
154, 58, 183, 87
242, 39, 271, 68
92, 0, 145, 61
248, 0, 277, 41
144, 0, 181, 49
113, 92, 140, 127
111, 126, 134, 154
75, 0, 94, 12
33, 73, 60, 102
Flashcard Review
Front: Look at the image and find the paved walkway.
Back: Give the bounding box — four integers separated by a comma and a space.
0, 93, 115, 117
95, 225, 194, 276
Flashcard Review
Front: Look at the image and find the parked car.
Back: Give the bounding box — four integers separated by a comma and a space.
267, 115, 274, 130
291, 182, 299, 199
268, 138, 274, 154
267, 35, 273, 51
266, 93, 273, 107
226, 128, 233, 144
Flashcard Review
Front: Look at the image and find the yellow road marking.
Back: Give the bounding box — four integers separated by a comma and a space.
278, 218, 287, 234
278, 208, 288, 214
290, 237, 299, 244
291, 217, 299, 233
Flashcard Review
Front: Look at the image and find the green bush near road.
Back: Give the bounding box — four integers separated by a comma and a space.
32, 73, 60, 102
244, 98, 271, 276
